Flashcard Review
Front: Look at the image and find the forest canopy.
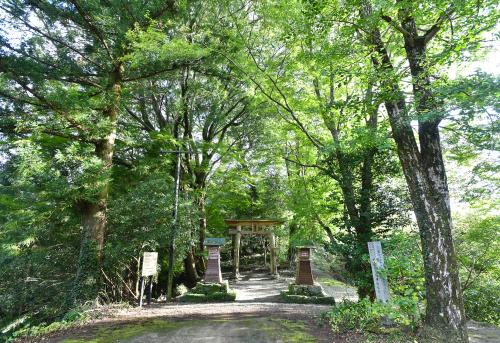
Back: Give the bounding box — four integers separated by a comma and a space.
0, 0, 498, 342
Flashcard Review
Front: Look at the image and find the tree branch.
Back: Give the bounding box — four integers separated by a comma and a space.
381, 14, 415, 45
423, 5, 454, 44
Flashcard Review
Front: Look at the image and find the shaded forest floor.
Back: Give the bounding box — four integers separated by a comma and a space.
18, 270, 500, 343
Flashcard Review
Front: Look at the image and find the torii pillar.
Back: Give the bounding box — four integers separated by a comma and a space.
268, 232, 278, 276
233, 225, 241, 278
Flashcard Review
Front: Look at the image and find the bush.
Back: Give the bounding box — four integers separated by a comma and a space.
280, 292, 335, 305
463, 279, 500, 325
455, 213, 500, 325
179, 281, 235, 303
191, 282, 228, 295
325, 298, 422, 334
383, 232, 425, 301
179, 291, 236, 303
288, 283, 326, 297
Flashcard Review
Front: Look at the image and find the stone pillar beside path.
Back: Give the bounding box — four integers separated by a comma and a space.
296, 246, 314, 285
204, 238, 225, 283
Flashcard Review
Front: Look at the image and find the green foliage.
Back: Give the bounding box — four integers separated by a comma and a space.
3, 306, 89, 342
455, 212, 500, 325
124, 22, 210, 72
191, 282, 229, 295
0, 0, 498, 340
179, 281, 235, 303
325, 298, 423, 334
179, 291, 236, 303
383, 232, 425, 301
280, 292, 336, 305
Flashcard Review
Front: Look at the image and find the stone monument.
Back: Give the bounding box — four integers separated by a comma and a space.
368, 241, 390, 303
204, 238, 225, 283
296, 246, 314, 285
282, 245, 333, 304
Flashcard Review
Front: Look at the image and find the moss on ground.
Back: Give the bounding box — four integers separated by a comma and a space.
179, 290, 236, 302
316, 277, 350, 287
61, 318, 319, 343
61, 319, 196, 343
261, 318, 317, 343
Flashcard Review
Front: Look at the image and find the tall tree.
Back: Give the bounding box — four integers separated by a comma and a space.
354, 0, 497, 340
0, 0, 205, 306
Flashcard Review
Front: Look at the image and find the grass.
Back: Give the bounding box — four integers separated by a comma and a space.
179, 291, 236, 302
61, 320, 195, 343
316, 277, 351, 287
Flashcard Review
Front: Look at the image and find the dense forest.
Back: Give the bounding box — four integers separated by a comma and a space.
0, 0, 498, 342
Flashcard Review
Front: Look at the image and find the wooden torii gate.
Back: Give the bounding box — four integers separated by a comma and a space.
224, 219, 284, 278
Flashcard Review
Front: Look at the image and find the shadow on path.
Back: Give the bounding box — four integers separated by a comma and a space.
228, 271, 288, 303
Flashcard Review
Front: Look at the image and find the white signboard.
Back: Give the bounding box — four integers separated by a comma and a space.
142, 252, 158, 276
368, 241, 390, 303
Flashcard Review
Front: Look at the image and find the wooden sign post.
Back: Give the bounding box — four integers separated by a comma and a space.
368, 241, 390, 303
204, 238, 225, 283
140, 252, 158, 308
296, 246, 314, 285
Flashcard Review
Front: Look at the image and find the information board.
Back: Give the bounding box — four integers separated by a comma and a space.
368, 241, 390, 303
142, 252, 158, 276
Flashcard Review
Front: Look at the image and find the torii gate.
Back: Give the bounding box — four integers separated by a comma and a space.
225, 219, 284, 278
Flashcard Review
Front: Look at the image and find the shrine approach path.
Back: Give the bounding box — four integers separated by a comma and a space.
36, 271, 499, 343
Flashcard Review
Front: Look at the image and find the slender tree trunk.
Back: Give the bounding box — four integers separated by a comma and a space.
359, 3, 467, 340
196, 193, 207, 274
66, 63, 123, 308
287, 221, 298, 262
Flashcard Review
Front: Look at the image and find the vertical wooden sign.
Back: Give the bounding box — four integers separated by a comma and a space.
368, 241, 390, 303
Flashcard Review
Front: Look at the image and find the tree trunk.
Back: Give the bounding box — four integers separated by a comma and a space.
287, 221, 299, 262
196, 193, 207, 274
403, 29, 467, 342
183, 247, 199, 288
328, 119, 377, 299
359, 3, 468, 340
65, 63, 123, 308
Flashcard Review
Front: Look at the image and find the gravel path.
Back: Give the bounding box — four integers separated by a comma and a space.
110, 301, 330, 321
231, 272, 289, 302
39, 271, 499, 343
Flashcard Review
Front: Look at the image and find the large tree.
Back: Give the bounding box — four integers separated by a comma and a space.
0, 0, 206, 306
353, 0, 498, 340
